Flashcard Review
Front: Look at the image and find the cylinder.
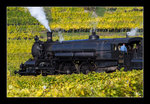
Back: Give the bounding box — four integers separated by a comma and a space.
47, 32, 53, 42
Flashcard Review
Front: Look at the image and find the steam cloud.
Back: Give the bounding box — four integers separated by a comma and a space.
127, 27, 138, 36
90, 11, 98, 33
26, 7, 51, 32
58, 31, 64, 43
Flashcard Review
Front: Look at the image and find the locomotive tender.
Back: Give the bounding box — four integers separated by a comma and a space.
14, 31, 143, 76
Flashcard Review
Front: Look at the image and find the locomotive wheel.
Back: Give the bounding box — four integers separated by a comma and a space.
79, 62, 95, 74
59, 62, 76, 74
40, 70, 47, 76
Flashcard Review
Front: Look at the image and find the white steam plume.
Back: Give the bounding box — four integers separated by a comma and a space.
58, 31, 64, 43
90, 11, 98, 33
26, 7, 51, 32
127, 27, 138, 36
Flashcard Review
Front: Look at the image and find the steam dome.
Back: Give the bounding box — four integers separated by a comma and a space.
89, 31, 99, 40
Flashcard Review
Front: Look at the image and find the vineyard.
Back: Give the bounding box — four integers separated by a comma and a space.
7, 70, 143, 97
7, 6, 144, 97
7, 7, 143, 39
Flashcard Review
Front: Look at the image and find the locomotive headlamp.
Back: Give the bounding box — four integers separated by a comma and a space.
34, 35, 39, 42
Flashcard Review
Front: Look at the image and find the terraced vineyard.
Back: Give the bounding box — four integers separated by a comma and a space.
7, 7, 144, 97
7, 7, 143, 39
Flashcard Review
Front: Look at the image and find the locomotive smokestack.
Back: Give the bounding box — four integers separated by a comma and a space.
47, 32, 52, 42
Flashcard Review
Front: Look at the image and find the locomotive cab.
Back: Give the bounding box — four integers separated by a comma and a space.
112, 37, 143, 70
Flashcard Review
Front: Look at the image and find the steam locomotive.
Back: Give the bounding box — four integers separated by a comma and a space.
14, 31, 143, 76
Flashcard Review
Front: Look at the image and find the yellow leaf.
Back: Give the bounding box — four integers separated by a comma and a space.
81, 90, 84, 95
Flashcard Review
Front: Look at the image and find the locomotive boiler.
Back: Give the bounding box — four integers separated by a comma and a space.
14, 31, 143, 76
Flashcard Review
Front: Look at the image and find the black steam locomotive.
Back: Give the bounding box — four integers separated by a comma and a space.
14, 31, 143, 76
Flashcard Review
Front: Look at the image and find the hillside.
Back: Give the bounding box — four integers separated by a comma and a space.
7, 7, 143, 39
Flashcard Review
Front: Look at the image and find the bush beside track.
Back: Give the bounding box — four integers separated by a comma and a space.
7, 69, 143, 97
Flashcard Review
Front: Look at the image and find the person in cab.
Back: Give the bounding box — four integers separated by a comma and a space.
120, 43, 127, 53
